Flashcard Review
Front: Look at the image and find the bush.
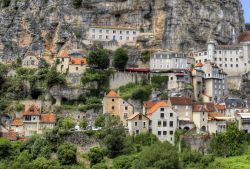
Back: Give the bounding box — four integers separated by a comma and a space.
79, 118, 88, 129
113, 155, 137, 169
113, 48, 128, 70
88, 48, 110, 70
91, 163, 108, 169
88, 147, 104, 166
246, 23, 250, 31
94, 114, 105, 127
57, 142, 77, 165
0, 138, 12, 159
0, 0, 11, 8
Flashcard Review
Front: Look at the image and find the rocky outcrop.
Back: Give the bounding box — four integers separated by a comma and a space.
0, 0, 245, 62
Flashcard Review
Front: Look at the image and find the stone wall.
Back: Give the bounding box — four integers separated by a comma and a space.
109, 71, 149, 89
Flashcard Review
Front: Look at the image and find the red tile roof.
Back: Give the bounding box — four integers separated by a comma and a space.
41, 113, 56, 123
70, 57, 87, 65
193, 102, 215, 112
215, 104, 226, 111
106, 90, 119, 97
11, 118, 23, 126
143, 101, 158, 109
22, 104, 40, 116
195, 63, 203, 67
127, 113, 149, 120
58, 50, 69, 58
147, 101, 168, 115
239, 31, 250, 43
169, 97, 192, 105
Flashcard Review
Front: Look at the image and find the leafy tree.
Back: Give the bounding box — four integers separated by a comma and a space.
132, 133, 159, 146
79, 118, 88, 129
15, 102, 24, 112
32, 157, 60, 169
103, 126, 127, 158
31, 137, 51, 159
113, 155, 137, 169
209, 122, 245, 157
113, 48, 128, 70
88, 48, 110, 69
0, 138, 12, 159
151, 75, 168, 88
62, 117, 75, 130
94, 114, 105, 127
9, 150, 33, 169
131, 142, 181, 169
57, 142, 77, 165
88, 147, 104, 166
46, 67, 66, 88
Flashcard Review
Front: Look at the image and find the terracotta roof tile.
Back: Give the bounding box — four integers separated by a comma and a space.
58, 50, 69, 58
41, 113, 56, 123
143, 101, 158, 109
147, 101, 168, 115
127, 113, 149, 120
106, 90, 119, 97
169, 97, 192, 105
11, 118, 23, 126
195, 63, 203, 67
70, 57, 87, 65
193, 102, 215, 112
22, 104, 40, 116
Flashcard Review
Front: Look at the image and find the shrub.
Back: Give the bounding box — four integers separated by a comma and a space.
88, 48, 110, 70
57, 142, 77, 165
88, 147, 104, 166
113, 48, 128, 70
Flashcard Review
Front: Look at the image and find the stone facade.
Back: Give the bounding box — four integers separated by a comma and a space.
127, 113, 150, 135
22, 55, 40, 69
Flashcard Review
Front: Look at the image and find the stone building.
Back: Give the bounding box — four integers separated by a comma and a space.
103, 90, 134, 126
56, 50, 87, 74
193, 39, 250, 77
22, 55, 40, 69
127, 113, 150, 135
168, 97, 194, 130
150, 51, 190, 72
207, 112, 229, 134
88, 26, 139, 50
11, 104, 56, 137
191, 65, 205, 101
146, 101, 178, 144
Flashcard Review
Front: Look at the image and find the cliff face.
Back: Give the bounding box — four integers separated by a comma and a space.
0, 0, 245, 61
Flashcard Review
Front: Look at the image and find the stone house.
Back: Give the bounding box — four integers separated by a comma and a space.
237, 113, 250, 133
22, 55, 40, 69
201, 61, 228, 102
168, 97, 194, 130
103, 90, 134, 126
225, 98, 247, 117
146, 101, 178, 144
207, 112, 227, 134
11, 104, 56, 137
191, 65, 205, 101
192, 102, 215, 133
56, 50, 87, 74
88, 26, 139, 50
127, 113, 150, 135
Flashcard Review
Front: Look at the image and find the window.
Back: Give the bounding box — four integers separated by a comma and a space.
203, 118, 205, 122
236, 58, 238, 62
62, 58, 64, 62
214, 58, 217, 61
160, 108, 164, 112
170, 77, 173, 80
219, 64, 222, 67
112, 106, 114, 110
113, 36, 116, 40
112, 99, 114, 102
133, 31, 136, 35
99, 35, 102, 39
139, 114, 142, 120
170, 131, 173, 135
219, 58, 222, 61
126, 36, 129, 40
113, 30, 116, 33
163, 131, 167, 135
158, 131, 161, 136
106, 30, 109, 33
219, 51, 222, 54
230, 58, 233, 61
120, 36, 122, 40
225, 64, 227, 67
170, 121, 173, 127
92, 29, 95, 33
236, 64, 238, 67
120, 31, 122, 34
106, 35, 109, 39
124, 113, 128, 118
99, 29, 102, 33
136, 130, 139, 134
25, 116, 31, 121
163, 121, 167, 127
170, 113, 173, 117
231, 64, 233, 68
135, 122, 137, 126
158, 121, 161, 127
126, 31, 129, 34
76, 67, 78, 71
143, 122, 146, 128
125, 106, 128, 110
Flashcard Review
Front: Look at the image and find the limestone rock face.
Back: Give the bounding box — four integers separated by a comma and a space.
0, 0, 245, 61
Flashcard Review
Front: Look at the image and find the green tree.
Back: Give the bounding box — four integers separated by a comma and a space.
131, 142, 181, 169
31, 137, 51, 158
32, 157, 60, 169
113, 48, 128, 70
94, 114, 105, 127
79, 118, 88, 129
209, 122, 245, 157
88, 48, 110, 69
0, 138, 12, 159
88, 147, 104, 166
57, 142, 77, 165
9, 150, 33, 169
62, 117, 75, 130
113, 155, 137, 169
46, 67, 66, 88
